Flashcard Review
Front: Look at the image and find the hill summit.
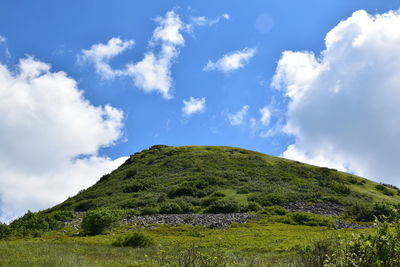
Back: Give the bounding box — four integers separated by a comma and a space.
49, 145, 400, 215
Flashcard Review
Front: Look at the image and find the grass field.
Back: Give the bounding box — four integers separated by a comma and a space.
0, 216, 372, 267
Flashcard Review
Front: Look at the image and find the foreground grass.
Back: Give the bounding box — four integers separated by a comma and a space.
0, 217, 372, 267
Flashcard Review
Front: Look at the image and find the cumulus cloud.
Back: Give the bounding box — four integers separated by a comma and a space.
0, 35, 5, 43
81, 10, 228, 99
204, 47, 256, 73
182, 97, 206, 116
227, 105, 249, 126
125, 10, 185, 99
273, 9, 400, 185
0, 57, 126, 222
79, 37, 134, 79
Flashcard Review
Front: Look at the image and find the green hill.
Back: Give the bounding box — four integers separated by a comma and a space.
48, 145, 400, 215
3, 145, 400, 266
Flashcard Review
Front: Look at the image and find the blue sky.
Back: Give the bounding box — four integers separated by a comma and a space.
2, 0, 400, 221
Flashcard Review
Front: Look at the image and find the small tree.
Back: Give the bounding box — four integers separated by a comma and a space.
113, 232, 155, 248
81, 209, 119, 235
325, 220, 400, 266
0, 223, 11, 240
206, 199, 240, 213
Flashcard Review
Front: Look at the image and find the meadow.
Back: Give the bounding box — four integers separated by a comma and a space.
0, 215, 372, 267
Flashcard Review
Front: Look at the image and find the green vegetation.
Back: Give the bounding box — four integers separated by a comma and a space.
45, 146, 400, 218
113, 232, 155, 248
81, 209, 121, 235
325, 221, 400, 266
2, 145, 400, 265
0, 210, 74, 239
280, 212, 333, 226
0, 216, 372, 266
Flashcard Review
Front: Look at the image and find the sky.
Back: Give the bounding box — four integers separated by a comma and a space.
2, 0, 400, 221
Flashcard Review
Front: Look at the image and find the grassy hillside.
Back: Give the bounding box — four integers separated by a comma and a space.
3, 145, 400, 266
48, 145, 400, 214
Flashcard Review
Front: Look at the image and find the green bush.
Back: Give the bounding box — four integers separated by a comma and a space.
5, 210, 74, 238
260, 205, 288, 215
244, 202, 262, 212
281, 212, 332, 226
168, 183, 197, 198
206, 199, 241, 213
173, 199, 195, 213
140, 206, 159, 215
159, 202, 182, 214
375, 184, 395, 196
113, 232, 155, 248
0, 223, 11, 240
249, 192, 289, 206
328, 182, 350, 195
9, 211, 50, 237
81, 209, 120, 235
295, 239, 334, 267
123, 181, 152, 193
325, 221, 400, 266
124, 169, 137, 179
349, 202, 397, 222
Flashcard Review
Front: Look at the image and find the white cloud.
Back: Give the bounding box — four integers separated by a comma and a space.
0, 57, 126, 222
81, 10, 228, 99
227, 105, 249, 126
151, 11, 186, 46
204, 47, 256, 73
191, 13, 229, 26
273, 9, 400, 185
182, 97, 206, 116
126, 11, 185, 99
80, 37, 134, 79
259, 106, 271, 126
0, 35, 5, 43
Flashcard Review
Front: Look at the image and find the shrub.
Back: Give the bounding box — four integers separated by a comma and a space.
206, 199, 240, 213
249, 192, 289, 206
245, 202, 262, 212
370, 203, 397, 221
81, 209, 120, 235
295, 239, 334, 267
328, 182, 350, 195
98, 174, 110, 183
159, 202, 182, 214
9, 211, 50, 237
350, 202, 397, 222
281, 212, 332, 226
260, 205, 288, 215
346, 203, 372, 221
113, 232, 155, 248
173, 199, 195, 213
124, 169, 137, 179
375, 184, 395, 196
0, 223, 11, 240
49, 210, 74, 222
325, 221, 400, 266
168, 183, 197, 198
140, 206, 159, 215
123, 181, 152, 193
237, 187, 250, 194
74, 200, 98, 212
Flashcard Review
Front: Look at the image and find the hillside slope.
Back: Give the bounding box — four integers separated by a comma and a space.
48, 145, 400, 214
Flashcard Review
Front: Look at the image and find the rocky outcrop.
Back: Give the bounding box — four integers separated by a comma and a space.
149, 144, 170, 150
123, 213, 259, 229
332, 220, 373, 230
281, 202, 345, 216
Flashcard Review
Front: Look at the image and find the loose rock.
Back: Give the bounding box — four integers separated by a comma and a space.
123, 213, 259, 229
